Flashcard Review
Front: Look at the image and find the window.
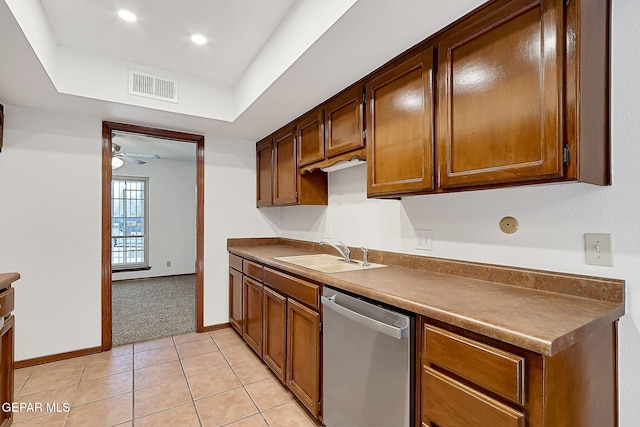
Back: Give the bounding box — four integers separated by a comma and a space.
112, 176, 148, 269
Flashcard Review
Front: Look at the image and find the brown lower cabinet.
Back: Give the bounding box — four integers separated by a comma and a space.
231, 256, 322, 420
228, 266, 243, 335
263, 286, 287, 383
242, 276, 263, 356
419, 318, 617, 427
0, 316, 14, 427
0, 281, 16, 427
286, 298, 320, 417
230, 253, 617, 426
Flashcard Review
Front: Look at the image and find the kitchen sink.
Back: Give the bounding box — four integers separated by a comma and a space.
274, 254, 387, 273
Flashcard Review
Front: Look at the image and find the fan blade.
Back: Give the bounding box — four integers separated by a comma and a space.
118, 155, 146, 165
122, 152, 161, 159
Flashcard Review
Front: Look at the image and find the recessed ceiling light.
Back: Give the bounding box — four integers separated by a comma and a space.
118, 10, 137, 23
191, 34, 207, 45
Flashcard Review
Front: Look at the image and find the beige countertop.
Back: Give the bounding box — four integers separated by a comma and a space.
0, 272, 20, 291
228, 239, 624, 356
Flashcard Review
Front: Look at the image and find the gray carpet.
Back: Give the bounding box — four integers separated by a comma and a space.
112, 274, 196, 347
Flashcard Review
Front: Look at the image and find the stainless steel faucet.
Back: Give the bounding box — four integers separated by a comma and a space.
319, 240, 352, 264
360, 247, 369, 266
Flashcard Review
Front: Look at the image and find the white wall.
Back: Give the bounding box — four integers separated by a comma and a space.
0, 107, 103, 359
0, 105, 278, 362
202, 136, 280, 326
112, 154, 197, 281
276, 0, 640, 423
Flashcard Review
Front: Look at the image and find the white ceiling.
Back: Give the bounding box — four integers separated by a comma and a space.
0, 0, 486, 141
113, 132, 196, 163
39, 0, 297, 85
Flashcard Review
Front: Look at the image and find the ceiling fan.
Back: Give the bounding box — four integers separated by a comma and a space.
111, 142, 160, 169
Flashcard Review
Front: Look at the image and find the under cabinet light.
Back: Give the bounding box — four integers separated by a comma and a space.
320, 159, 365, 173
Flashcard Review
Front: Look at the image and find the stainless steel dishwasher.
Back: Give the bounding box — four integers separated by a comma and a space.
322, 286, 413, 427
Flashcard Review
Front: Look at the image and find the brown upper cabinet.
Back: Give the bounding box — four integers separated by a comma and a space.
256, 138, 273, 207
273, 126, 298, 206
366, 48, 435, 197
256, 127, 328, 207
297, 108, 325, 167
435, 0, 609, 190
256, 0, 610, 202
324, 85, 366, 158
437, 0, 564, 189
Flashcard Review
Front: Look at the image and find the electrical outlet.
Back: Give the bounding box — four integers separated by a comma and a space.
585, 233, 612, 266
166, 261, 172, 267
416, 229, 433, 251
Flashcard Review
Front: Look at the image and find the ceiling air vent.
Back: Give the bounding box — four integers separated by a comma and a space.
128, 70, 178, 103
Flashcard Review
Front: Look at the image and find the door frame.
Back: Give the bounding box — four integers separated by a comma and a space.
101, 121, 205, 351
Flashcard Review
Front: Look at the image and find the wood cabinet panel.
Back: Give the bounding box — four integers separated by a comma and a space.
243, 260, 264, 282
422, 366, 524, 427
264, 268, 319, 310
297, 109, 325, 167
543, 322, 617, 426
0, 316, 14, 427
425, 324, 524, 405
324, 86, 364, 158
0, 287, 14, 319
273, 126, 298, 206
419, 316, 616, 427
228, 267, 243, 335
287, 298, 320, 417
263, 286, 287, 383
437, 0, 564, 188
257, 130, 327, 207
367, 49, 435, 197
564, 0, 611, 185
228, 254, 243, 272
242, 277, 263, 356
256, 139, 273, 207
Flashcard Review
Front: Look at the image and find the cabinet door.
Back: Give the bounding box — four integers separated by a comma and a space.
273, 126, 298, 206
243, 277, 263, 356
437, 0, 564, 188
0, 316, 14, 427
324, 86, 365, 158
367, 49, 435, 197
256, 138, 273, 207
297, 109, 325, 167
229, 267, 243, 335
287, 299, 320, 417
263, 287, 287, 383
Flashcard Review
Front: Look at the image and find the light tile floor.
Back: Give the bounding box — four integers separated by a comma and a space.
12, 328, 319, 427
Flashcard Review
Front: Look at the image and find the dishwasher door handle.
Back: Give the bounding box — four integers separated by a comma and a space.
321, 295, 409, 339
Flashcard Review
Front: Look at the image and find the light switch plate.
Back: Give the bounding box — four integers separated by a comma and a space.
585, 233, 613, 266
416, 229, 433, 251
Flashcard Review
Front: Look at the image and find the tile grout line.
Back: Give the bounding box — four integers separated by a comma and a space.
14, 330, 312, 427
174, 334, 205, 427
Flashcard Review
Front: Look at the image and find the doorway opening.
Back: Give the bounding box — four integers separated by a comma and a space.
101, 122, 205, 350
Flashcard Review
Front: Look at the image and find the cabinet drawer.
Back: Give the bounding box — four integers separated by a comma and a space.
229, 253, 243, 272
423, 366, 524, 427
424, 325, 524, 404
0, 287, 14, 318
243, 260, 264, 282
264, 268, 319, 310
